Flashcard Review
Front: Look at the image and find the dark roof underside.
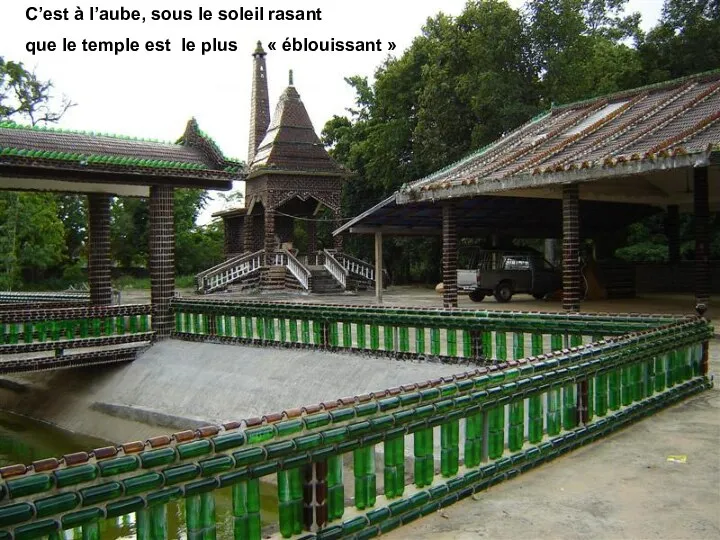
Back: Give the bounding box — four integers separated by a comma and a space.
338, 196, 658, 238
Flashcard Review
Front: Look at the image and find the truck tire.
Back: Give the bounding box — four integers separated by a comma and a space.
469, 290, 485, 302
532, 292, 546, 300
494, 281, 513, 303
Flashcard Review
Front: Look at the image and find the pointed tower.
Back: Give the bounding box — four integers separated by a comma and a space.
248, 41, 270, 164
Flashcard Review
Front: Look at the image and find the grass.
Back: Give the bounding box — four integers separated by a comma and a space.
113, 275, 196, 290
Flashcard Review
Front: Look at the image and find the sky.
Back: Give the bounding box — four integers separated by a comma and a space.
1, 0, 665, 223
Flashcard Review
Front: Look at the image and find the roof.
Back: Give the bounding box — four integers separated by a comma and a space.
397, 70, 720, 204
248, 84, 345, 178
212, 206, 247, 219
337, 71, 720, 236
0, 118, 243, 191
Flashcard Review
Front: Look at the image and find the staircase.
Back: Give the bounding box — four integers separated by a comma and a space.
196, 249, 376, 295
309, 267, 345, 294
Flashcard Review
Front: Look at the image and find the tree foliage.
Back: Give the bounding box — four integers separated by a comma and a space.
0, 57, 75, 125
325, 0, 720, 281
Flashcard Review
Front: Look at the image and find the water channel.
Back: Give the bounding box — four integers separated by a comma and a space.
0, 411, 278, 539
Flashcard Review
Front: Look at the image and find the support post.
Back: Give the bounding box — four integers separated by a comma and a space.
375, 231, 383, 304
307, 220, 317, 264
666, 204, 680, 266
442, 203, 458, 308
694, 167, 710, 313
562, 183, 581, 312
149, 185, 175, 337
264, 209, 276, 266
333, 210, 344, 251
87, 193, 112, 305
244, 213, 255, 253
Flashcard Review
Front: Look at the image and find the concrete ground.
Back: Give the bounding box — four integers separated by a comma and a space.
122, 286, 709, 317
385, 341, 720, 540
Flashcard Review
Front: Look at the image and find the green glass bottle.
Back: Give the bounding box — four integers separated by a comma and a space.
528, 395, 543, 443
547, 388, 561, 435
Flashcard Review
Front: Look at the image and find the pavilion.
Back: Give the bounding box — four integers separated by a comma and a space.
335, 71, 720, 311
0, 118, 239, 336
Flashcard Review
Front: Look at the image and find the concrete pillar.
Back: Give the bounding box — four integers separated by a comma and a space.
562, 183, 581, 312
442, 204, 458, 308
375, 231, 383, 304
264, 209, 276, 265
544, 238, 558, 266
666, 204, 681, 265
149, 186, 175, 337
87, 193, 112, 305
694, 167, 710, 313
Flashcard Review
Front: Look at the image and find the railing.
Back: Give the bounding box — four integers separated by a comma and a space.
195, 251, 264, 294
0, 291, 90, 305
0, 304, 154, 373
171, 298, 686, 361
319, 250, 348, 289
335, 253, 375, 282
0, 311, 711, 539
0, 290, 122, 306
275, 250, 312, 291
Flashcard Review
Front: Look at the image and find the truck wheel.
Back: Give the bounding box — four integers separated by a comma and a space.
532, 293, 545, 300
469, 290, 485, 302
494, 282, 513, 303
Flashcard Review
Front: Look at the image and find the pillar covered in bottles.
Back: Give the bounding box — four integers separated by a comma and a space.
442, 203, 458, 308
562, 183, 581, 312
149, 185, 175, 337
694, 167, 710, 312
264, 209, 277, 265
87, 193, 112, 305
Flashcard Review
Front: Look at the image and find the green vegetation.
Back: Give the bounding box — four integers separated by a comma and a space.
2, 0, 719, 289
324, 0, 720, 282
0, 57, 229, 290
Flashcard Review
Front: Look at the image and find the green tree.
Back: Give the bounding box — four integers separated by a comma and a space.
0, 59, 73, 288
111, 188, 226, 275
0, 193, 66, 288
0, 56, 75, 125
525, 0, 643, 105
639, 0, 720, 82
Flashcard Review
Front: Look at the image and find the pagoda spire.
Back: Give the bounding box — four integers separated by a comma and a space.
248, 41, 270, 164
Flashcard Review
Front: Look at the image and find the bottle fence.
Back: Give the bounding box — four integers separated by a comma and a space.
0, 301, 712, 540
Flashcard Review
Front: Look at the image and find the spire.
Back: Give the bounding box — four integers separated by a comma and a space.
248, 41, 270, 164
289, 69, 294, 86
249, 81, 344, 176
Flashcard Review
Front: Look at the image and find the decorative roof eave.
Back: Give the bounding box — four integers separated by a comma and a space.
397, 147, 719, 205
246, 166, 349, 180
332, 194, 396, 236
212, 207, 248, 218
0, 157, 237, 190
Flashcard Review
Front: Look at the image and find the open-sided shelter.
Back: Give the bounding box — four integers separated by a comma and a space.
336, 71, 720, 311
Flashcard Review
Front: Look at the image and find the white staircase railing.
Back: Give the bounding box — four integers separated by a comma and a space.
275, 250, 311, 290
320, 249, 348, 289
196, 250, 264, 293
335, 252, 375, 282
